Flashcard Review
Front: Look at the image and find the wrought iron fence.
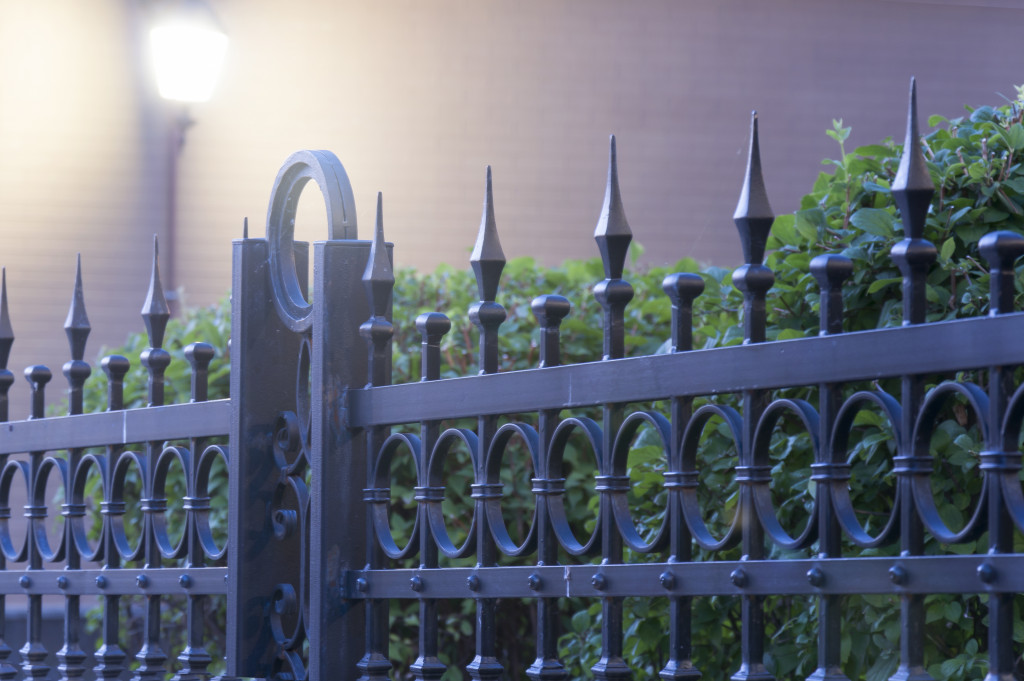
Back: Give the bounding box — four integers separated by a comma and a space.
1, 77, 1023, 681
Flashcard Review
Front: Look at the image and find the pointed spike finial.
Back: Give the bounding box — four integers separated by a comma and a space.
243, 217, 249, 239
363, 192, 395, 317
64, 254, 91, 362
470, 166, 506, 302
0, 269, 13, 370
892, 77, 934, 239
594, 134, 632, 279
142, 235, 170, 348
733, 111, 774, 265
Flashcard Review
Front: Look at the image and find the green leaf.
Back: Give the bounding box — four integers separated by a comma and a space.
940, 237, 956, 261
850, 208, 894, 237
999, 123, 1024, 151
867, 277, 900, 294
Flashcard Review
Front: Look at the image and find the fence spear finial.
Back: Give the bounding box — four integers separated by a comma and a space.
64, 254, 91, 362
471, 166, 505, 302
733, 111, 774, 265
0, 269, 13, 370
892, 77, 934, 240
363, 192, 394, 318
142, 235, 170, 349
594, 134, 632, 280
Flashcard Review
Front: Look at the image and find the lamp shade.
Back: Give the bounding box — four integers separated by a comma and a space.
149, 0, 228, 103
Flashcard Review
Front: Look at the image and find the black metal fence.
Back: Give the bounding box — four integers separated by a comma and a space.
0, 79, 1023, 681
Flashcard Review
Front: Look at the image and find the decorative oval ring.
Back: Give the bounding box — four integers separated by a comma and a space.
32, 456, 68, 563
369, 432, 422, 561
0, 460, 30, 562
425, 428, 478, 559
111, 451, 147, 562
71, 453, 106, 563
546, 416, 603, 557
266, 150, 358, 333
909, 381, 989, 545
749, 398, 820, 551
153, 446, 191, 560
829, 390, 901, 548
483, 422, 539, 557
998, 383, 1024, 533
679, 403, 743, 552
608, 410, 672, 553
194, 444, 229, 561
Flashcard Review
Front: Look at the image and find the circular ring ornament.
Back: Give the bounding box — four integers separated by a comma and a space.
153, 445, 191, 560
608, 411, 672, 553
998, 383, 1024, 533
71, 453, 106, 562
546, 417, 603, 557
909, 381, 988, 544
111, 451, 147, 563
425, 428, 479, 559
749, 398, 819, 551
32, 456, 68, 563
369, 432, 422, 561
679, 403, 744, 552
483, 423, 539, 557
0, 460, 29, 562
829, 390, 901, 548
194, 444, 229, 561
266, 150, 357, 334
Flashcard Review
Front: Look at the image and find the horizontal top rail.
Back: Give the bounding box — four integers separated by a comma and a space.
0, 398, 230, 454
347, 312, 1024, 427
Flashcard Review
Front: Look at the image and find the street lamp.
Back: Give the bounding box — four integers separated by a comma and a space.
146, 0, 228, 313
149, 0, 228, 104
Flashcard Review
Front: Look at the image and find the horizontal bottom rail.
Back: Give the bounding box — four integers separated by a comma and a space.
347, 554, 1024, 599
0, 566, 228, 595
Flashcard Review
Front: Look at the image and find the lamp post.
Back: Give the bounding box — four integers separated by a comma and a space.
147, 0, 228, 313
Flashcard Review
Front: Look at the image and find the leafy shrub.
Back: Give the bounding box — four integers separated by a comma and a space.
82, 87, 1024, 679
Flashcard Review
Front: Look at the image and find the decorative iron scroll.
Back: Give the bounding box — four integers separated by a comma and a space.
340, 79, 1024, 681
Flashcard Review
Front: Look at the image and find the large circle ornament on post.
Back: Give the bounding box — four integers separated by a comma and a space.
266, 150, 358, 334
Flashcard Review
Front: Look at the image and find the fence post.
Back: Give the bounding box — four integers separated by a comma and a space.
309, 237, 371, 680
227, 228, 305, 678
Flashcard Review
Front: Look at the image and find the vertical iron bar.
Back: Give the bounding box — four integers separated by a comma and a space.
0, 271, 14, 681
96, 355, 130, 681
978, 231, 1024, 681
135, 238, 171, 681
660, 273, 704, 681
58, 257, 91, 681
358, 195, 395, 681
730, 112, 775, 681
888, 78, 937, 681
174, 342, 216, 681
808, 254, 853, 681
410, 313, 450, 681
527, 294, 570, 681
23, 366, 51, 681
591, 136, 634, 681
468, 167, 506, 681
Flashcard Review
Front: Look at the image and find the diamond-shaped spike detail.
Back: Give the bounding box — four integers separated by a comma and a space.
892, 77, 934, 240
470, 166, 506, 302
363, 192, 394, 317
64, 254, 91, 362
733, 111, 774, 265
142, 235, 170, 349
0, 269, 13, 370
594, 135, 632, 280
